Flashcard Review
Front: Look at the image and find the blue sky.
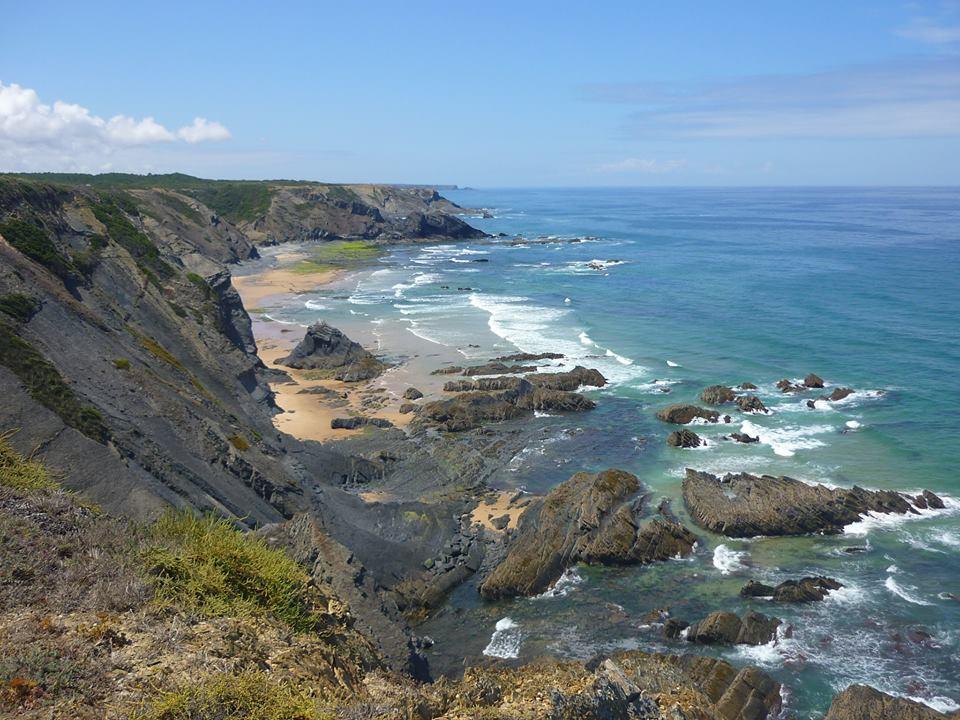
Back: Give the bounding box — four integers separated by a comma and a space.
2, 1, 959, 185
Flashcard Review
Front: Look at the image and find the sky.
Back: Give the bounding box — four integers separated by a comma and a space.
1, 1, 959, 186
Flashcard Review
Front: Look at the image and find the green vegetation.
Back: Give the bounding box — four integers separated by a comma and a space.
227, 434, 250, 451
158, 192, 206, 226
323, 185, 360, 203
0, 323, 109, 443
189, 184, 274, 224
0, 431, 59, 491
0, 294, 39, 322
290, 240, 382, 275
90, 196, 175, 284
113, 358, 130, 370
133, 670, 323, 720
139, 335, 186, 371
144, 511, 321, 632
0, 218, 77, 281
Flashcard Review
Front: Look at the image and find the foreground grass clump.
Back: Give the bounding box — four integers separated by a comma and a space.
134, 670, 323, 720
0, 431, 58, 491
145, 511, 320, 631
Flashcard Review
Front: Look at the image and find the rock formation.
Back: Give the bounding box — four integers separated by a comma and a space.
656, 403, 720, 424
825, 685, 958, 720
684, 611, 782, 646
667, 429, 702, 448
683, 469, 943, 537
736, 394, 768, 413
479, 469, 697, 599
701, 384, 737, 404
279, 321, 385, 381
741, 576, 843, 602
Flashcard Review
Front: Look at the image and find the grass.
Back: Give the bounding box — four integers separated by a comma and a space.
0, 431, 59, 491
227, 434, 250, 451
190, 184, 274, 225
89, 196, 175, 284
0, 323, 109, 443
0, 218, 77, 281
133, 670, 324, 720
144, 511, 321, 632
158, 192, 206, 226
112, 358, 130, 370
0, 294, 39, 322
139, 335, 186, 372
290, 240, 382, 275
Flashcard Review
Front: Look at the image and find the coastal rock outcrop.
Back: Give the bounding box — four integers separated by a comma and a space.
825, 684, 957, 720
526, 365, 607, 391
656, 404, 720, 424
682, 469, 944, 537
736, 394, 768, 413
823, 387, 855, 401
494, 351, 564, 361
685, 611, 782, 646
741, 576, 843, 602
462, 362, 536, 376
402, 387, 423, 400
331, 416, 394, 430
777, 379, 804, 393
667, 429, 702, 448
280, 321, 385, 381
804, 373, 825, 388
729, 432, 760, 443
479, 469, 697, 599
701, 385, 737, 405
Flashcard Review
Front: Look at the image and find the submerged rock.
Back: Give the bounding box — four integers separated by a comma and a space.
739, 382, 758, 390
667, 429, 702, 448
701, 385, 737, 405
729, 432, 760, 443
683, 469, 943, 537
656, 404, 720, 424
479, 469, 697, 599
825, 684, 955, 720
685, 611, 781, 646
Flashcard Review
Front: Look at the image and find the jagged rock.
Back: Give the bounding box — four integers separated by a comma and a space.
656, 404, 720, 424
280, 322, 384, 380
685, 611, 781, 646
493, 351, 564, 362
463, 362, 537, 376
398, 403, 419, 415
915, 490, 946, 510
701, 385, 737, 405
335, 357, 386, 382
804, 373, 825, 388
825, 684, 956, 719
525, 365, 607, 391
740, 580, 776, 598
739, 382, 758, 390
776, 378, 804, 393
430, 365, 463, 375
664, 619, 690, 638
417, 391, 526, 431
480, 469, 697, 599
490, 514, 510, 530
735, 395, 768, 413
683, 469, 941, 537
402, 387, 423, 400
822, 387, 855, 402
515, 388, 596, 413
729, 432, 760, 443
667, 429, 702, 448
772, 576, 842, 602
330, 416, 394, 430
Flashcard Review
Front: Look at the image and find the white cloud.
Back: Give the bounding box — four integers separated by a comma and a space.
0, 81, 231, 171
177, 117, 232, 143
897, 17, 960, 44
597, 158, 687, 174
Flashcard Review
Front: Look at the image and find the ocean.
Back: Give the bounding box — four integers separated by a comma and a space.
260, 187, 960, 717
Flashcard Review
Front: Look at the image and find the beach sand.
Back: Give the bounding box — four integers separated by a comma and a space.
469, 490, 531, 533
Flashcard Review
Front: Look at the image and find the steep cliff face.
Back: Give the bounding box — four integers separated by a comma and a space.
0, 175, 479, 525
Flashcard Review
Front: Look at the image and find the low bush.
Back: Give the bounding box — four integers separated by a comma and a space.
0, 294, 39, 322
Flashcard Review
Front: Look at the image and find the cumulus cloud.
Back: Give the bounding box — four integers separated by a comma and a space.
582, 57, 960, 140
597, 158, 687, 174
0, 81, 231, 171
178, 117, 232, 143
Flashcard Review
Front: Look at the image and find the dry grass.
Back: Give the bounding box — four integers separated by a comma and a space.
0, 431, 57, 491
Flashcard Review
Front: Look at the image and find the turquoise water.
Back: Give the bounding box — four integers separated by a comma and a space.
265, 187, 960, 717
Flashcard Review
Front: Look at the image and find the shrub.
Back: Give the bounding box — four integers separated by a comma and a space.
144, 511, 321, 631
190, 184, 274, 224
227, 434, 250, 451
0, 324, 109, 443
0, 294, 39, 322
133, 670, 322, 720
113, 358, 130, 370
0, 430, 58, 491
90, 197, 175, 282
0, 218, 77, 280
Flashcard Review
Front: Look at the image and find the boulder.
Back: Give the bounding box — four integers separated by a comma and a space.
740, 580, 776, 598
914, 490, 946, 510
335, 357, 385, 382
776, 379, 804, 393
667, 429, 702, 448
735, 395, 768, 413
398, 403, 420, 415
739, 382, 758, 390
683, 469, 940, 537
430, 365, 463, 375
402, 387, 423, 400
330, 416, 394, 430
479, 469, 697, 599
656, 404, 720, 424
729, 432, 760, 444
804, 373, 825, 388
685, 611, 781, 646
701, 385, 737, 405
822, 387, 854, 402
825, 684, 955, 720
280, 322, 383, 378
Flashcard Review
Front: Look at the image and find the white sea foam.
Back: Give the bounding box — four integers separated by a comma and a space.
605, 348, 633, 366
304, 299, 328, 311
482, 617, 522, 658
905, 696, 960, 714
845, 420, 862, 429
564, 297, 572, 304
739, 419, 835, 457
534, 568, 584, 599
884, 576, 933, 606
578, 332, 594, 346
713, 544, 747, 574
844, 496, 959, 537
823, 581, 867, 605
262, 314, 299, 325
666, 360, 681, 367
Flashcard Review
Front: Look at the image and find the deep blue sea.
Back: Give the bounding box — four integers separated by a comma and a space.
265, 187, 960, 717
